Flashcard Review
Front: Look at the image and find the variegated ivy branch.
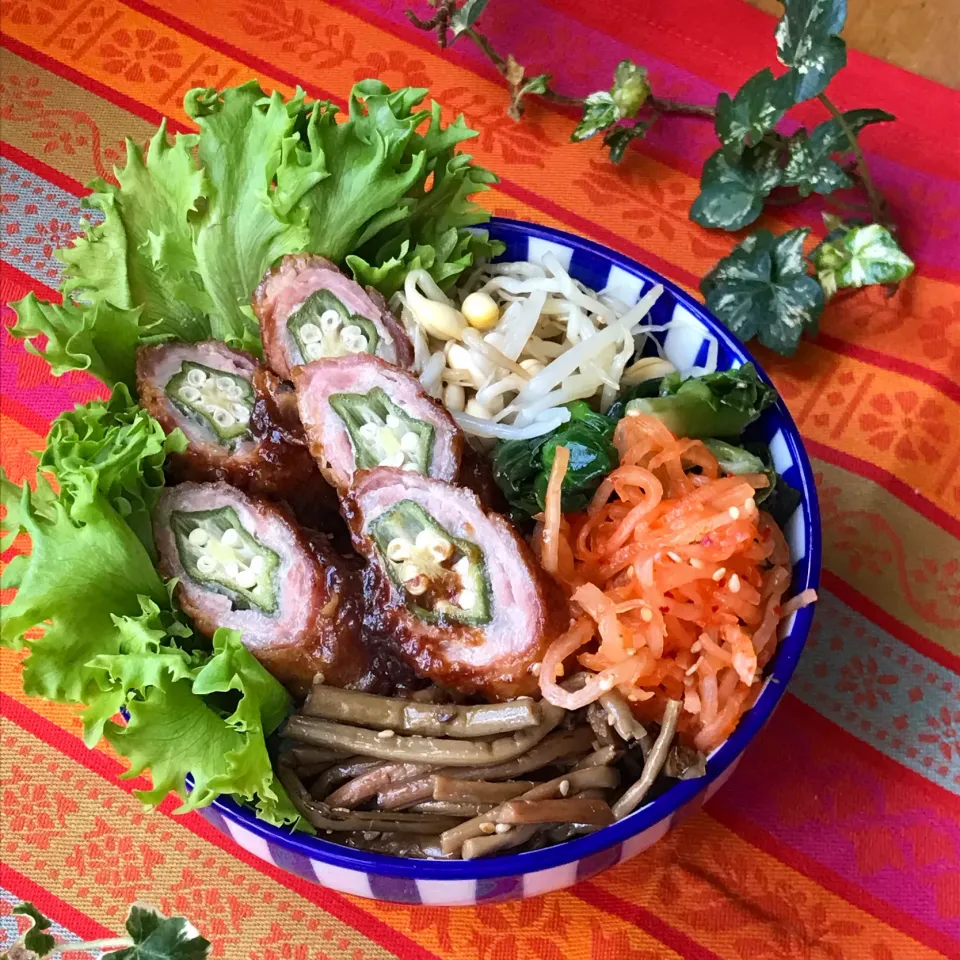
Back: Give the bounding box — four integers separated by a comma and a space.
407, 0, 915, 356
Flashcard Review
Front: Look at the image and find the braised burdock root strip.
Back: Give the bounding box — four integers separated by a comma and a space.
295, 355, 463, 493
344, 469, 569, 700
138, 341, 337, 523
255, 254, 414, 380
154, 481, 369, 696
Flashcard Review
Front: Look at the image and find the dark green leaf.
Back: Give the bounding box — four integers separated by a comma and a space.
611, 60, 650, 117
715, 68, 796, 163
809, 222, 914, 297
9, 903, 57, 958
106, 902, 210, 959
604, 118, 656, 163
701, 228, 825, 356
704, 439, 777, 504
783, 108, 893, 196
775, 0, 848, 101
491, 402, 618, 518
624, 364, 777, 438
450, 0, 491, 41
571, 91, 621, 142
605, 376, 663, 421
690, 141, 783, 231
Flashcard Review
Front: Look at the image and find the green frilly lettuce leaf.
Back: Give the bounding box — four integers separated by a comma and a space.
1, 392, 298, 827
9, 80, 501, 384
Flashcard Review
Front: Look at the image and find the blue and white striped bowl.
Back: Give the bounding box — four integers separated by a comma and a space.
199, 218, 822, 905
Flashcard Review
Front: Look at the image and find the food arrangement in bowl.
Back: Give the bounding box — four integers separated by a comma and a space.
0, 79, 819, 904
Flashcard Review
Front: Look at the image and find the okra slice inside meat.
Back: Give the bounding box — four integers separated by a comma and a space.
165, 361, 254, 444
370, 500, 491, 626
288, 289, 380, 362
330, 387, 435, 473
170, 506, 280, 612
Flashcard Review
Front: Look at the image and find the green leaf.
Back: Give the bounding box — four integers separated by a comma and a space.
624, 364, 777, 438
39, 384, 186, 560
185, 83, 327, 349
59, 122, 211, 345
104, 629, 296, 824
809, 222, 914, 297
783, 108, 894, 196
571, 91, 621, 142
701, 228, 825, 355
491, 402, 618, 519
449, 0, 491, 41
776, 0, 848, 101
5, 903, 57, 959
106, 902, 210, 960
611, 60, 650, 117
8, 293, 141, 389
1, 469, 168, 713
604, 118, 655, 164
690, 141, 783, 231
715, 68, 796, 163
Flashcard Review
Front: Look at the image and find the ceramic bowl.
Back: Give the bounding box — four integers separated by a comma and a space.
199, 218, 821, 906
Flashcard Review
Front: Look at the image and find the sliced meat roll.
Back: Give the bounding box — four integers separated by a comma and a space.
294, 354, 463, 494
137, 341, 338, 527
344, 470, 570, 700
254, 254, 414, 380
154, 481, 368, 696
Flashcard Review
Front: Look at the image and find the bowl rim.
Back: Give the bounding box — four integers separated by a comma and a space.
210, 215, 822, 880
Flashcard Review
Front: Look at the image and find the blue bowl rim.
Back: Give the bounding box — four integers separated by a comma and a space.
210, 215, 823, 881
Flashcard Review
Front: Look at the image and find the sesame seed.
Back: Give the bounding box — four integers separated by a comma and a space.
377, 729, 396, 739
599, 677, 614, 692
628, 694, 640, 702
691, 641, 702, 653
744, 498, 756, 512
559, 780, 571, 797
495, 823, 512, 834
712, 566, 727, 581
530, 662, 541, 676
627, 648, 636, 656
729, 506, 741, 520
626, 409, 640, 417
729, 573, 741, 593
685, 658, 702, 677
667, 551, 682, 563
690, 558, 704, 569
640, 607, 654, 622
479, 822, 496, 835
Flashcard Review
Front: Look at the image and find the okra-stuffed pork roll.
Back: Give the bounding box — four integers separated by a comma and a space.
137, 341, 338, 525
294, 354, 463, 494
154, 481, 368, 696
344, 469, 571, 700
254, 254, 414, 381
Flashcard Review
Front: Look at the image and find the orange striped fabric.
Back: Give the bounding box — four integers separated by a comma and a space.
2, 1, 959, 957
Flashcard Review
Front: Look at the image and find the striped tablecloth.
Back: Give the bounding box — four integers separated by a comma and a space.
2, 1, 959, 957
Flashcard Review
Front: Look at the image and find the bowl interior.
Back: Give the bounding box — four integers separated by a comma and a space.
208, 217, 822, 880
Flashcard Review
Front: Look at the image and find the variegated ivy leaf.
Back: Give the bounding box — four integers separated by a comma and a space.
775, 0, 847, 102
783, 107, 894, 196
604, 118, 656, 163
571, 91, 621, 142
449, 0, 491, 42
690, 141, 783, 231
701, 228, 824, 356
715, 68, 796, 163
809, 223, 914, 297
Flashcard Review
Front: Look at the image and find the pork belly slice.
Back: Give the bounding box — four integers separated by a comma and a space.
254, 254, 413, 380
154, 481, 368, 696
294, 354, 463, 494
345, 469, 570, 700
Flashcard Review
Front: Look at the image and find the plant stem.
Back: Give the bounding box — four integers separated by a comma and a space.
818, 92, 888, 227
650, 96, 715, 118
55, 937, 133, 953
